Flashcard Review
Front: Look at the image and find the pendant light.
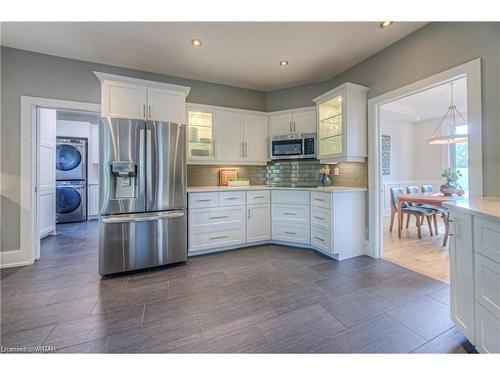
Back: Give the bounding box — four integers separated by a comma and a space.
427, 82, 468, 145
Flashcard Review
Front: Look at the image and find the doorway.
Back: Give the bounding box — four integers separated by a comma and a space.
36, 106, 100, 260
366, 59, 482, 282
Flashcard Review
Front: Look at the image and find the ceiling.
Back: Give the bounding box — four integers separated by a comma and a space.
0, 22, 426, 91
381, 77, 468, 123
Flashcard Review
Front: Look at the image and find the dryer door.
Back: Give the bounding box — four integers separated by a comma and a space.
56, 144, 84, 180
56, 186, 82, 214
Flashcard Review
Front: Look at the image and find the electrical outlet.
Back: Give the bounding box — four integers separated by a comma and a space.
334, 168, 340, 176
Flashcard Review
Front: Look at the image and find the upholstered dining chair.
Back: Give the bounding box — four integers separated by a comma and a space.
390, 187, 435, 239
421, 185, 450, 246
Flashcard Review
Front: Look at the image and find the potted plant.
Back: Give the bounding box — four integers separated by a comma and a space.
440, 168, 464, 196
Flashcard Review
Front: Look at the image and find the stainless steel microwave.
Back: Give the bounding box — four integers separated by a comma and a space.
269, 133, 317, 160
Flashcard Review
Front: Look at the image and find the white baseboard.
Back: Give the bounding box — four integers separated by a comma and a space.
0, 249, 35, 269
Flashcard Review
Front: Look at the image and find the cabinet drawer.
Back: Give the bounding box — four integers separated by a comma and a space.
247, 190, 271, 205
475, 303, 500, 353
474, 217, 500, 263
272, 222, 310, 244
311, 225, 332, 254
272, 204, 310, 224
271, 190, 309, 205
311, 206, 331, 229
475, 253, 500, 319
219, 191, 246, 206
311, 191, 331, 209
190, 227, 245, 252
189, 206, 245, 229
188, 192, 219, 209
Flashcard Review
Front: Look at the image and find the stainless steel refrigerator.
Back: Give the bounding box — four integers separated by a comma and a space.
98, 117, 187, 275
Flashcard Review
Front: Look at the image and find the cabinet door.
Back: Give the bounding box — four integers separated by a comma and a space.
102, 80, 147, 119
89, 123, 99, 164
187, 109, 216, 161
269, 113, 293, 136
247, 204, 271, 243
216, 110, 244, 162
318, 93, 344, 159
244, 113, 268, 163
147, 87, 185, 123
88, 185, 99, 217
449, 209, 475, 343
293, 109, 316, 134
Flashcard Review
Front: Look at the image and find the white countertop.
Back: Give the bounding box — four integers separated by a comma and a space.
443, 197, 500, 220
187, 185, 367, 193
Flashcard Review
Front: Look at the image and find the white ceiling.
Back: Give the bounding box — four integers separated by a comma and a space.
381, 77, 468, 123
0, 22, 427, 91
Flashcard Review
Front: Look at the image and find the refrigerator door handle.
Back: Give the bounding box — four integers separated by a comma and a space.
146, 126, 153, 207
101, 210, 185, 224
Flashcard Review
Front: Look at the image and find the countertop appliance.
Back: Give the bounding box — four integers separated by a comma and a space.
269, 132, 316, 160
56, 137, 87, 181
56, 180, 87, 223
99, 118, 187, 275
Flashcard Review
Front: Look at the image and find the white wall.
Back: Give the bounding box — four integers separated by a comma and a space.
380, 113, 447, 215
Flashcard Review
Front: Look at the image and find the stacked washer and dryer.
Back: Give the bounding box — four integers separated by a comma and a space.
55, 137, 88, 223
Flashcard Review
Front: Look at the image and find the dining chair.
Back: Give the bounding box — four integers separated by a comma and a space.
390, 187, 435, 239
420, 184, 450, 240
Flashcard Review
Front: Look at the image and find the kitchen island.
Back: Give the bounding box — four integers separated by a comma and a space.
187, 185, 367, 261
443, 197, 500, 353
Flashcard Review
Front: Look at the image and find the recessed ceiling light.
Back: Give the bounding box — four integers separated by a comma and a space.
191, 39, 202, 47
379, 21, 394, 29
416, 116, 421, 121
279, 60, 288, 67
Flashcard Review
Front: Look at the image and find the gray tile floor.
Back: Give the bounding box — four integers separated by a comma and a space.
0, 220, 476, 353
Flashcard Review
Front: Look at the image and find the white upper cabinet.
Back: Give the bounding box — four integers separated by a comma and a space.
313, 83, 369, 162
96, 72, 190, 123
243, 113, 268, 163
101, 80, 148, 119
216, 110, 244, 162
269, 107, 316, 136
269, 112, 293, 136
147, 87, 186, 123
187, 103, 269, 165
291, 109, 316, 134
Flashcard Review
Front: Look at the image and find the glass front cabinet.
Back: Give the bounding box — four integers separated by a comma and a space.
313, 83, 369, 162
187, 105, 216, 161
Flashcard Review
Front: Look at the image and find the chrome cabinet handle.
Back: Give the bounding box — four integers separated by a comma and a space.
143, 104, 146, 118
209, 216, 229, 220
253, 196, 265, 199
314, 236, 325, 242
293, 121, 296, 133
210, 236, 228, 240
315, 198, 325, 202
148, 104, 151, 118
284, 231, 296, 235
196, 199, 211, 202
226, 197, 239, 200
241, 142, 244, 157
213, 139, 216, 157
283, 212, 296, 216
244, 142, 248, 157
248, 208, 251, 220
314, 216, 324, 220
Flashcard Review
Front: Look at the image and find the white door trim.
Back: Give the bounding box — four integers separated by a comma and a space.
367, 58, 482, 259
0, 96, 100, 269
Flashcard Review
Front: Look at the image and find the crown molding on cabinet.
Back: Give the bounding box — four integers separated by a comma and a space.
93, 71, 191, 97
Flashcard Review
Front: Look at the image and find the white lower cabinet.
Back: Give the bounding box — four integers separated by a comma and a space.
247, 203, 271, 243
188, 188, 366, 261
446, 204, 500, 353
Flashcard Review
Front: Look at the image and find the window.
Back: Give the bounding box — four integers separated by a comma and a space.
451, 124, 468, 193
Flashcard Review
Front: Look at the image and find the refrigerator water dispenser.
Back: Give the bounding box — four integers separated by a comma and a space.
111, 161, 136, 198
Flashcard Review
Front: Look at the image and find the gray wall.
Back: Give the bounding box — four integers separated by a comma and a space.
267, 22, 500, 199
0, 46, 266, 251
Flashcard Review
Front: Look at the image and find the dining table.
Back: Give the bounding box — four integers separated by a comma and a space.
397, 192, 457, 239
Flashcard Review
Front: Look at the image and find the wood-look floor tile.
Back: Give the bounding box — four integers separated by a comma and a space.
386, 296, 454, 340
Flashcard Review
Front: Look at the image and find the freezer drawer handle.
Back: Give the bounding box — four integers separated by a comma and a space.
101, 211, 184, 223
314, 236, 325, 242
209, 216, 229, 220
210, 235, 228, 240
